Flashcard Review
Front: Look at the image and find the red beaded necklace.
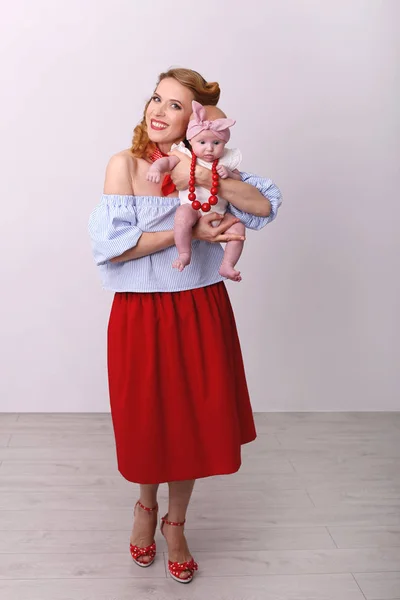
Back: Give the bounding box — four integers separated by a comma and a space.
188, 153, 219, 212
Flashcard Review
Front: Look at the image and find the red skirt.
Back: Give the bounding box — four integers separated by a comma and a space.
107, 282, 256, 484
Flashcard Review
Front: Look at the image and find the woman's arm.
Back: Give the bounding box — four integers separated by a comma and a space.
169, 152, 275, 218
197, 167, 271, 217
88, 154, 176, 265
100, 154, 176, 262
228, 171, 282, 229
90, 153, 245, 265
110, 231, 175, 263
112, 213, 245, 263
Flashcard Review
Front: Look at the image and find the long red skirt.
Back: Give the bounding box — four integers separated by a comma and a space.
107, 282, 256, 484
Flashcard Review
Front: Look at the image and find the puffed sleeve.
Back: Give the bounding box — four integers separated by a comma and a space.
228, 172, 282, 230
88, 195, 143, 265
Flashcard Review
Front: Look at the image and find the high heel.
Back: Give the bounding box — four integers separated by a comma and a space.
130, 500, 158, 567
160, 514, 198, 583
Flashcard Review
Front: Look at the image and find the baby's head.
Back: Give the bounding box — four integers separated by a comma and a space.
186, 101, 235, 162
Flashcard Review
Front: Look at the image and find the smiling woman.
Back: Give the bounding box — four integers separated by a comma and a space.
88, 67, 282, 584
145, 81, 193, 154
132, 70, 220, 159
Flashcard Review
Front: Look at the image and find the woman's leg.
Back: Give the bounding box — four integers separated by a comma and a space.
163, 479, 196, 579
130, 483, 159, 564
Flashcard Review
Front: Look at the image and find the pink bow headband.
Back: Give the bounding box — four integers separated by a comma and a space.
186, 101, 235, 142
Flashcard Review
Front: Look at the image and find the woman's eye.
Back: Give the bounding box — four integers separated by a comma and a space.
171, 103, 181, 110
151, 96, 160, 103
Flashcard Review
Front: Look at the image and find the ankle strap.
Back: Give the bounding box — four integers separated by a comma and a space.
161, 514, 185, 527
136, 500, 158, 513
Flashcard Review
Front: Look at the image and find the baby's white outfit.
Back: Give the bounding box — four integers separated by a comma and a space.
171, 142, 242, 217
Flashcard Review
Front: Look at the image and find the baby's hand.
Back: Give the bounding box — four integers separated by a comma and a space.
146, 169, 161, 184
216, 164, 229, 179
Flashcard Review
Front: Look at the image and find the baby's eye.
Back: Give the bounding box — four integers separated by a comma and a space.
200, 141, 206, 144
213, 141, 220, 145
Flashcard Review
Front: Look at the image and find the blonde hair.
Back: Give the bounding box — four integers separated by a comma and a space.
131, 68, 221, 159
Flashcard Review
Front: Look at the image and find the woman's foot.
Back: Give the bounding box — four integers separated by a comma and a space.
219, 262, 242, 282
161, 517, 197, 581
130, 501, 158, 565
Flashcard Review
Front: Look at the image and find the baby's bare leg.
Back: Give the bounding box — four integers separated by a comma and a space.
219, 222, 245, 282
173, 204, 200, 272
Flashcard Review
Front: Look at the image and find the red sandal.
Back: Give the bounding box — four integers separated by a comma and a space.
129, 500, 158, 568
160, 513, 198, 584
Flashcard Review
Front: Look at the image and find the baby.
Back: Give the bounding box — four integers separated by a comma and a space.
147, 101, 245, 282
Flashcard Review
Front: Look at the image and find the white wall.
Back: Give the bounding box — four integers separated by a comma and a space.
0, 0, 399, 412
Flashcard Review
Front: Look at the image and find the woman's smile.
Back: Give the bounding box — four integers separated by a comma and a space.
150, 119, 168, 131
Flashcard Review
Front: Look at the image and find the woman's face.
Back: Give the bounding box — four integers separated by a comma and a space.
145, 78, 194, 146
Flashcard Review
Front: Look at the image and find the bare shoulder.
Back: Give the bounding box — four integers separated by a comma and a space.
103, 150, 137, 195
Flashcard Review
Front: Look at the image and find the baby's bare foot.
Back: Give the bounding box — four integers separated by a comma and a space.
219, 263, 242, 282
172, 253, 191, 272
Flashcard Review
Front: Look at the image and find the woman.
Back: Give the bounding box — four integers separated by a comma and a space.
89, 68, 281, 584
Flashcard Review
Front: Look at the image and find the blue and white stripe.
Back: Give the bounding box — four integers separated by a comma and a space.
88, 171, 282, 293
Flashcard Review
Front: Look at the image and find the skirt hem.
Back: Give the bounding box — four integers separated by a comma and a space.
117, 434, 257, 485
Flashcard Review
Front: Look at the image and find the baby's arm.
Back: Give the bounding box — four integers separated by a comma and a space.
216, 165, 242, 181
147, 155, 180, 183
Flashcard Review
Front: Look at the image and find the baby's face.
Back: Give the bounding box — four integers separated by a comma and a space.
190, 130, 226, 162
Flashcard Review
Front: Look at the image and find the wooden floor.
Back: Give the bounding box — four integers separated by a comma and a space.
0, 412, 399, 599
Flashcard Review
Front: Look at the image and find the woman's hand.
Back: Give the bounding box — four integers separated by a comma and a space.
193, 213, 246, 243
